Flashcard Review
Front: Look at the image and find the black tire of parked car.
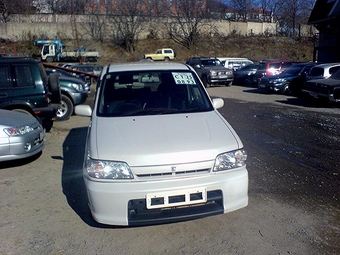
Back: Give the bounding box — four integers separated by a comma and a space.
164, 57, 170, 61
48, 73, 62, 104
56, 95, 73, 121
281, 83, 292, 95
201, 76, 210, 88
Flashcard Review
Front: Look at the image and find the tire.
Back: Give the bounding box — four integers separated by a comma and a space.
202, 76, 210, 88
48, 73, 62, 104
225, 81, 232, 86
281, 83, 292, 95
164, 57, 170, 61
56, 95, 73, 121
46, 56, 54, 62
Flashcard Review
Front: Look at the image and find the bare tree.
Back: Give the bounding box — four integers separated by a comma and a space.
84, 4, 107, 43
163, 0, 214, 50
229, 0, 254, 21
46, 0, 85, 14
108, 0, 148, 53
0, 0, 34, 21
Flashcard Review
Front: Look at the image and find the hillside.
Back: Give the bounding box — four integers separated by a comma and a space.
0, 35, 315, 65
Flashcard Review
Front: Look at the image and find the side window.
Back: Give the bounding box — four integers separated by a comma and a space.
14, 66, 34, 87
329, 66, 340, 75
0, 66, 10, 89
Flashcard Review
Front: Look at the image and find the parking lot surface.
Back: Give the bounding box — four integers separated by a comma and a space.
0, 85, 339, 255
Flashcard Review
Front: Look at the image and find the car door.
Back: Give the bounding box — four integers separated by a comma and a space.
0, 65, 12, 105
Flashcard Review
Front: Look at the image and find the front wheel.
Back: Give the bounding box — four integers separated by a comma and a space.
281, 83, 292, 95
56, 95, 73, 121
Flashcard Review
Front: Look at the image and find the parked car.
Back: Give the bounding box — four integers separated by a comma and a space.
185, 57, 234, 87
302, 68, 340, 104
45, 69, 90, 121
305, 62, 340, 81
0, 109, 45, 162
143, 48, 176, 61
218, 57, 254, 71
253, 59, 299, 85
75, 61, 248, 226
233, 63, 259, 86
70, 63, 103, 83
258, 62, 316, 94
0, 56, 61, 132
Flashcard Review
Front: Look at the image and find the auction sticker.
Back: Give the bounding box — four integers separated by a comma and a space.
172, 72, 196, 85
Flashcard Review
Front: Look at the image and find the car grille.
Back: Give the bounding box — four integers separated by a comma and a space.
136, 168, 211, 180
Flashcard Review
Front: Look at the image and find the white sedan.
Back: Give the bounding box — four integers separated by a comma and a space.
75, 61, 248, 226
0, 110, 45, 162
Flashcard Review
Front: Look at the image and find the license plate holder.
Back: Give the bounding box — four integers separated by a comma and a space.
146, 188, 207, 209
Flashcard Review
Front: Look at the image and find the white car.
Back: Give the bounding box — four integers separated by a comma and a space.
75, 62, 248, 226
0, 109, 45, 162
306, 62, 340, 80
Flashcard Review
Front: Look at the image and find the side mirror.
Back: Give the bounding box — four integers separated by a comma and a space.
212, 98, 224, 109
75, 105, 92, 117
195, 64, 201, 69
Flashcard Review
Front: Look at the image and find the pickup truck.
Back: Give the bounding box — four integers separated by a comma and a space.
143, 48, 176, 61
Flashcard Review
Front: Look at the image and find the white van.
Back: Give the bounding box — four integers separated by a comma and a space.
218, 57, 253, 71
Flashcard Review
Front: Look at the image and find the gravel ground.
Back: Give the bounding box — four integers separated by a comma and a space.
0, 84, 339, 255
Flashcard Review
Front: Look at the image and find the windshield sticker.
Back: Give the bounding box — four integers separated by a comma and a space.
172, 73, 196, 85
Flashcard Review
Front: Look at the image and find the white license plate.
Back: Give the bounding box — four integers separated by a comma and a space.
146, 188, 207, 209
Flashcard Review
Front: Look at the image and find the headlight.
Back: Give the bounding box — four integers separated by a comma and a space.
210, 70, 217, 76
269, 78, 285, 84
85, 157, 134, 179
4, 125, 34, 136
71, 83, 84, 91
213, 149, 247, 172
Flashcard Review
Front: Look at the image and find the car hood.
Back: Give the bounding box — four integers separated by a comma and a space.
0, 109, 38, 127
59, 76, 85, 84
263, 73, 298, 80
89, 111, 242, 166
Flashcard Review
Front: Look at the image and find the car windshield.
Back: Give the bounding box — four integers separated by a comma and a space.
330, 69, 340, 79
201, 59, 223, 67
282, 64, 306, 75
97, 70, 214, 117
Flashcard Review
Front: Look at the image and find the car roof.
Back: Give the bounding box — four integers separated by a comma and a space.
103, 61, 191, 74
312, 62, 340, 68
0, 56, 39, 63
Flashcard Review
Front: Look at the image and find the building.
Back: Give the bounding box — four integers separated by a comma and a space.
308, 0, 340, 62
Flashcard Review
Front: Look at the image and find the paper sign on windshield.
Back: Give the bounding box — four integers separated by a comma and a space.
172, 72, 196, 85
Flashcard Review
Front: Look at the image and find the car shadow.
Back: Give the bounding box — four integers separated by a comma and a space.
61, 127, 114, 228
0, 152, 42, 169
242, 88, 340, 109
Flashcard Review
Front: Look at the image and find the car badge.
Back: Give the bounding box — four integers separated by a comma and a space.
171, 166, 177, 175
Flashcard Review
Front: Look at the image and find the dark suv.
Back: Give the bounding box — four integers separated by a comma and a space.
185, 57, 234, 87
254, 59, 299, 85
0, 56, 61, 131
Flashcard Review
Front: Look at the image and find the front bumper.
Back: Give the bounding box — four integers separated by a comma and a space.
258, 81, 283, 92
0, 126, 45, 161
70, 91, 88, 105
84, 167, 248, 226
209, 76, 234, 85
34, 104, 59, 120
